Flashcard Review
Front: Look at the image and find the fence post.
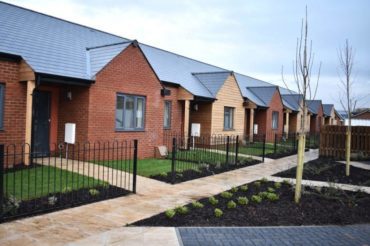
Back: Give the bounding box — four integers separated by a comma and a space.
262, 134, 266, 162
171, 137, 176, 184
235, 135, 239, 165
226, 136, 230, 165
274, 133, 277, 156
0, 144, 4, 221
132, 140, 138, 194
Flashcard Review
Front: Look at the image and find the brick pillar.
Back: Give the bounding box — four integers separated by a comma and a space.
183, 100, 190, 148
285, 111, 290, 137
249, 108, 254, 142
25, 80, 35, 165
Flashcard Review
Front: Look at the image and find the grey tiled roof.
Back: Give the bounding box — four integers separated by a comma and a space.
322, 104, 334, 117
247, 86, 278, 107
139, 44, 227, 98
0, 2, 297, 101
88, 42, 132, 78
0, 2, 128, 80
306, 100, 322, 115
282, 94, 303, 112
192, 72, 231, 97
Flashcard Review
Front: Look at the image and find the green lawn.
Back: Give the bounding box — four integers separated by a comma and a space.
238, 142, 296, 156
96, 149, 252, 178
97, 158, 172, 177
4, 166, 106, 200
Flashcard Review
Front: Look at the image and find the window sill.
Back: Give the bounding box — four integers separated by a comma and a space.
115, 129, 145, 132
164, 128, 172, 130
223, 128, 235, 131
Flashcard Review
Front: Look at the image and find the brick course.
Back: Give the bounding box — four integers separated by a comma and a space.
0, 60, 27, 145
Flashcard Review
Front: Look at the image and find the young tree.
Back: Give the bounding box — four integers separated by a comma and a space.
282, 7, 321, 203
338, 40, 356, 176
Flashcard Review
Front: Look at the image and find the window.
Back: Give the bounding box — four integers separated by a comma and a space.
224, 107, 234, 130
0, 84, 4, 129
116, 94, 145, 131
164, 101, 171, 129
272, 111, 279, 129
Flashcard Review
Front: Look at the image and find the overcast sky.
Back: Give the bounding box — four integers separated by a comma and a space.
5, 0, 370, 109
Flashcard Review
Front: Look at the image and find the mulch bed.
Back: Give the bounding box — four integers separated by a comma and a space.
2, 185, 131, 222
274, 158, 370, 187
150, 159, 261, 184
132, 181, 370, 226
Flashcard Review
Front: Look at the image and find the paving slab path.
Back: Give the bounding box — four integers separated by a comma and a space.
177, 225, 370, 246
0, 150, 319, 245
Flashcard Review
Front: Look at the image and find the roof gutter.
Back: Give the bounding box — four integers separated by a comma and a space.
36, 73, 94, 87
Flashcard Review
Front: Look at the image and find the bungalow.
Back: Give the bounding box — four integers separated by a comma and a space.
322, 104, 342, 125
306, 100, 324, 133
235, 74, 285, 142
0, 2, 247, 158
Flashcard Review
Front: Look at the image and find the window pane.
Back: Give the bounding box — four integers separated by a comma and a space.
164, 101, 171, 128
224, 107, 233, 129
115, 95, 124, 128
136, 97, 144, 128
124, 96, 135, 129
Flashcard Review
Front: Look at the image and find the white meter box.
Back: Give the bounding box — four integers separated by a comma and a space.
191, 123, 201, 137
65, 123, 76, 144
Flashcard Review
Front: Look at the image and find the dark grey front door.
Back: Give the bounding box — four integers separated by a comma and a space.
32, 90, 51, 156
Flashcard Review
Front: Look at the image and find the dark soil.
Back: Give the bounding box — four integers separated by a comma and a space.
2, 185, 131, 222
150, 159, 261, 184
274, 158, 370, 187
132, 181, 370, 226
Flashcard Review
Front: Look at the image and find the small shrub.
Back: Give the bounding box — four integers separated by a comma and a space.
175, 206, 189, 215
165, 209, 176, 219
192, 201, 204, 209
48, 196, 58, 205
274, 182, 282, 189
220, 191, 233, 199
62, 186, 72, 193
214, 208, 223, 217
266, 192, 279, 202
253, 181, 261, 188
227, 200, 237, 209
267, 187, 275, 193
89, 188, 100, 197
237, 196, 249, 205
240, 185, 248, 192
159, 172, 167, 178
251, 195, 262, 203
230, 186, 239, 193
260, 177, 268, 183
258, 191, 269, 199
282, 179, 290, 185
3, 195, 20, 215
101, 183, 110, 189
209, 196, 219, 206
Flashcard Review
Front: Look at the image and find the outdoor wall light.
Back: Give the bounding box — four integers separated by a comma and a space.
67, 91, 72, 101
193, 103, 199, 111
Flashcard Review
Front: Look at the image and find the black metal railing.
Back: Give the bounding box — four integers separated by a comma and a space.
0, 140, 138, 222
160, 135, 262, 184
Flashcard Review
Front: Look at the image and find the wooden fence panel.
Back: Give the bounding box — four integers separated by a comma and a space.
320, 125, 370, 159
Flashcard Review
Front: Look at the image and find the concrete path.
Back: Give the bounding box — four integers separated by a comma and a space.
339, 160, 370, 170
1, 150, 319, 245
177, 225, 370, 246
267, 176, 370, 194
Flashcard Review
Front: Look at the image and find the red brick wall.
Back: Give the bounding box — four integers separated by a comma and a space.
163, 84, 184, 146
87, 45, 181, 158
254, 108, 267, 135
0, 60, 27, 145
353, 112, 370, 120
310, 105, 323, 133
254, 90, 284, 142
57, 86, 90, 144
